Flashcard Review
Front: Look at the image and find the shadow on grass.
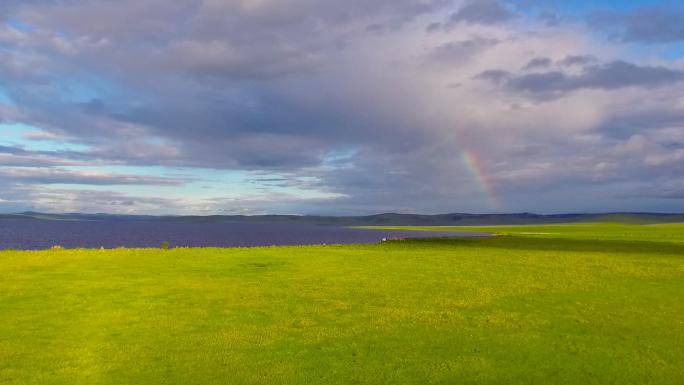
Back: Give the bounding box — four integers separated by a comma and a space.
390, 236, 684, 256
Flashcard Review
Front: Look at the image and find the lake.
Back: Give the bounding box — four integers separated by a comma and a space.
0, 219, 488, 250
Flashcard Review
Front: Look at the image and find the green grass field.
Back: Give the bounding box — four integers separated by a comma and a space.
1, 223, 683, 384
357, 222, 684, 243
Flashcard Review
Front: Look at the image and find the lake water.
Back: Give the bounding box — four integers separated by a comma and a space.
0, 219, 488, 250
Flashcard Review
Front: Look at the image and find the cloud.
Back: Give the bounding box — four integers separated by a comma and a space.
0, 0, 682, 214
557, 54, 598, 67
165, 39, 323, 80
0, 145, 91, 167
429, 37, 500, 65
427, 0, 515, 32
449, 0, 514, 25
590, 6, 684, 44
21, 130, 61, 140
619, 180, 684, 200
522, 57, 552, 71
0, 186, 182, 214
477, 60, 684, 97
0, 168, 190, 186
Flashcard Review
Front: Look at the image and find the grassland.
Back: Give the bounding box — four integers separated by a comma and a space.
1, 223, 683, 384
358, 222, 684, 243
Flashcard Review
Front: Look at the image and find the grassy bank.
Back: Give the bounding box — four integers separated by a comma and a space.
357, 222, 684, 243
1, 224, 683, 384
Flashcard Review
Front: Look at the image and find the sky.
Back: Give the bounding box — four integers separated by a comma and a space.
0, 0, 683, 215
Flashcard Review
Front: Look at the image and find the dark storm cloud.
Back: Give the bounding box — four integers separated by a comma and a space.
590, 6, 684, 44
477, 60, 684, 96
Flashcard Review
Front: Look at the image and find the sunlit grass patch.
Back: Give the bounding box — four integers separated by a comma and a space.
0, 226, 683, 384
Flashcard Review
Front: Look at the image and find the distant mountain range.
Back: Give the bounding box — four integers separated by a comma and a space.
1, 212, 683, 226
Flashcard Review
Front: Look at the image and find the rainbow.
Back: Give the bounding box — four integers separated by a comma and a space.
460, 149, 499, 208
